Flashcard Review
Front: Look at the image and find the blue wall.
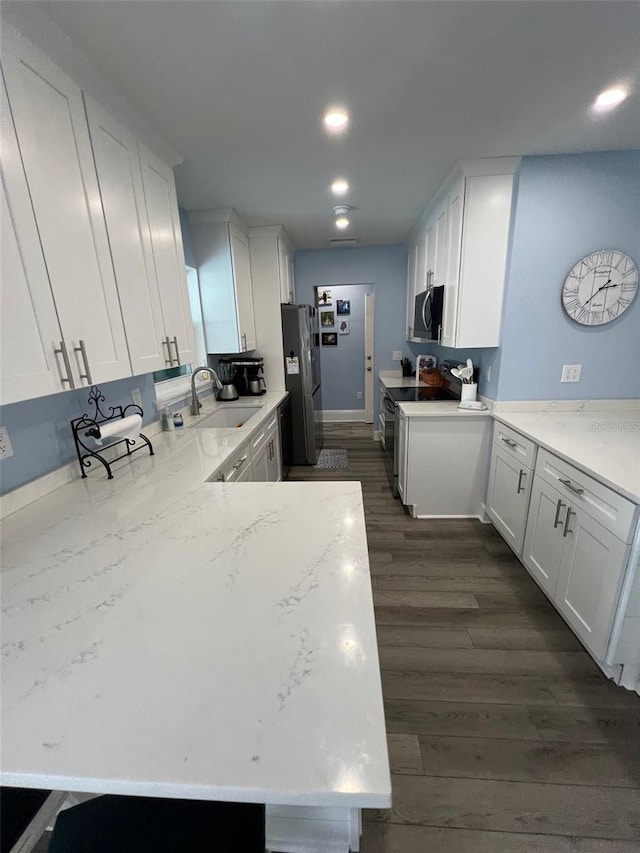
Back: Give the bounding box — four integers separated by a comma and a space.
0, 374, 157, 495
317, 284, 374, 411
294, 246, 408, 416
496, 151, 640, 400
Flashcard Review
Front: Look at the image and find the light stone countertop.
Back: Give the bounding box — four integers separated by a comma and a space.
494, 410, 640, 504
0, 394, 391, 808
378, 370, 426, 389
398, 401, 491, 418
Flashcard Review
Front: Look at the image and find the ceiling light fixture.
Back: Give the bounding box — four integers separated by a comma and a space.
593, 86, 628, 111
331, 179, 349, 196
335, 217, 350, 230
323, 108, 349, 133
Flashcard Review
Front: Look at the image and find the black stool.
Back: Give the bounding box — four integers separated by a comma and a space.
48, 795, 265, 852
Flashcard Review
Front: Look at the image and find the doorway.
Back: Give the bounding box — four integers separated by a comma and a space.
315, 283, 375, 423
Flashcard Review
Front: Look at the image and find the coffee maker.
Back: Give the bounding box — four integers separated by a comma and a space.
221, 356, 266, 396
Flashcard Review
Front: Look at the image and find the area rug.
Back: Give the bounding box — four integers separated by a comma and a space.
314, 449, 348, 469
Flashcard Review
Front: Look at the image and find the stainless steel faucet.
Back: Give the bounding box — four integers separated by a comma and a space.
190, 366, 222, 416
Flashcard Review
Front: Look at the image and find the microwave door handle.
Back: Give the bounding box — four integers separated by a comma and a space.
422, 289, 432, 334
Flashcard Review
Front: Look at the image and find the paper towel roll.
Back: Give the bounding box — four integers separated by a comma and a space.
91, 414, 142, 446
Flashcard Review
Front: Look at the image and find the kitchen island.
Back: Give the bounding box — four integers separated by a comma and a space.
1, 404, 390, 852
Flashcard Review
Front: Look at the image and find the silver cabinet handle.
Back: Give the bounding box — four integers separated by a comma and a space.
559, 477, 584, 495
54, 340, 75, 388
563, 507, 575, 537
171, 336, 181, 366
233, 455, 248, 470
163, 337, 173, 365
74, 340, 93, 384
501, 437, 517, 449
517, 469, 526, 494
553, 498, 566, 529
241, 332, 247, 352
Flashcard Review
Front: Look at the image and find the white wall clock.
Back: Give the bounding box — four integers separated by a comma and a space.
562, 249, 638, 326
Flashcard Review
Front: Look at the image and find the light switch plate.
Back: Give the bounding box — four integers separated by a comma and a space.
392, 351, 403, 361
0, 426, 14, 459
561, 364, 582, 383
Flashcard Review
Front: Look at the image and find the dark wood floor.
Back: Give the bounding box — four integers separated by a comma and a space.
290, 423, 640, 853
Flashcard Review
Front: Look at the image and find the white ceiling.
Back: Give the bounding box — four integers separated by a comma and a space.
15, 1, 640, 248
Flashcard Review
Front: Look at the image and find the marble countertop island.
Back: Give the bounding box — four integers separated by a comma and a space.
0, 397, 391, 818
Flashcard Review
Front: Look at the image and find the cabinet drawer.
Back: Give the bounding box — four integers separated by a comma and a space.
535, 448, 636, 543
493, 421, 536, 469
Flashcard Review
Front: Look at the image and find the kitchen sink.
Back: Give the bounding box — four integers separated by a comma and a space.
195, 405, 263, 429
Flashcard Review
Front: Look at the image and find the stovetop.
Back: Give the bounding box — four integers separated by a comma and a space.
385, 386, 458, 403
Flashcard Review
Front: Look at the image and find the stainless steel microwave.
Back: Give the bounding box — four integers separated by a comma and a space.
413, 285, 444, 341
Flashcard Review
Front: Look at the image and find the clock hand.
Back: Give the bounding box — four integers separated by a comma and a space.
583, 279, 614, 307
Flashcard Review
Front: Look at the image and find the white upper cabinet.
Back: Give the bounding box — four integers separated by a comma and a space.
1, 25, 130, 386
138, 143, 196, 367
406, 158, 518, 348
84, 98, 168, 375
190, 210, 257, 354
0, 78, 67, 404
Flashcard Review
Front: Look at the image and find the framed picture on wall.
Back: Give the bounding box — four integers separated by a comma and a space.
416, 354, 437, 373
320, 310, 335, 327
338, 319, 350, 335
336, 299, 351, 315
321, 332, 338, 346
316, 288, 333, 307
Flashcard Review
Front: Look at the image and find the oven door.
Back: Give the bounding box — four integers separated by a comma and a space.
383, 393, 399, 497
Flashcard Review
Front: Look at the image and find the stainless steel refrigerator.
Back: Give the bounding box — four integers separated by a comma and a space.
281, 304, 323, 464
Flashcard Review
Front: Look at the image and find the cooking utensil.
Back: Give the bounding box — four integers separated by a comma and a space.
458, 366, 474, 383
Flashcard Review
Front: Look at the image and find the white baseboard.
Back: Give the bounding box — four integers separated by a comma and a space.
322, 410, 366, 422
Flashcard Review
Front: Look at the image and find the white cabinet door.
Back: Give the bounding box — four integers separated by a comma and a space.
251, 444, 269, 482
85, 99, 168, 375
138, 143, 195, 367
486, 445, 532, 555
2, 26, 130, 386
0, 80, 67, 404
522, 476, 567, 598
556, 506, 628, 660
406, 241, 418, 339
229, 223, 257, 351
267, 432, 282, 481
433, 202, 448, 288
397, 412, 409, 504
287, 253, 296, 304
278, 240, 294, 304
441, 179, 464, 348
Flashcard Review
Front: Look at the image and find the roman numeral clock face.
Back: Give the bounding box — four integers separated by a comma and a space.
562, 250, 638, 326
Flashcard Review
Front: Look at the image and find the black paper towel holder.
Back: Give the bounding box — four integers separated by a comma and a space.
70, 385, 154, 480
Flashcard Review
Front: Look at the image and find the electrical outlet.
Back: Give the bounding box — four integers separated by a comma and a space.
200, 369, 211, 382
561, 364, 582, 383
0, 426, 14, 459
392, 351, 403, 361
485, 365, 492, 382
356, 391, 363, 400
131, 388, 143, 407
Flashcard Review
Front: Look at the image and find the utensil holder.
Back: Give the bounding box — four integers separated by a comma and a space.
460, 383, 478, 403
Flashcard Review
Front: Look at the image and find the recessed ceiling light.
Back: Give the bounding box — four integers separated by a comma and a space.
335, 217, 350, 230
593, 87, 628, 111
324, 109, 349, 132
331, 179, 349, 196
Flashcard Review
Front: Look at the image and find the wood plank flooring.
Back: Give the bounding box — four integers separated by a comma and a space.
289, 423, 640, 852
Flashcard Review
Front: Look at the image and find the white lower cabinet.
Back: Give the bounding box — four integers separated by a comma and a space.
555, 504, 629, 661
251, 413, 281, 482
399, 412, 491, 517
492, 427, 636, 666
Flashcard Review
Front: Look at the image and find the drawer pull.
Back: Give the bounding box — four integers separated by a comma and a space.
517, 469, 526, 494
559, 477, 584, 495
74, 340, 93, 384
54, 340, 75, 388
501, 437, 517, 449
233, 455, 248, 470
553, 499, 566, 529
563, 507, 575, 538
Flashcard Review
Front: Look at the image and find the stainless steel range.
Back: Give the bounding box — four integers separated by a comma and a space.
382, 360, 469, 497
